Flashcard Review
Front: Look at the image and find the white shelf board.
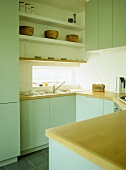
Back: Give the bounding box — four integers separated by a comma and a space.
19, 34, 85, 48
19, 12, 85, 31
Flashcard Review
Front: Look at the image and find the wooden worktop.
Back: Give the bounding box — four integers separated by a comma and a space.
46, 110, 126, 170
20, 90, 126, 109
20, 90, 125, 101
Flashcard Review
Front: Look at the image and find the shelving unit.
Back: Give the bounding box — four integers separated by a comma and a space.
19, 3, 85, 62
19, 57, 87, 64
19, 12, 85, 31
19, 34, 85, 48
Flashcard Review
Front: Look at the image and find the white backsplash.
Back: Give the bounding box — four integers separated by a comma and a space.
20, 46, 126, 93
76, 46, 126, 92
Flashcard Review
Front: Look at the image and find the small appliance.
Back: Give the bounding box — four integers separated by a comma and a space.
115, 77, 126, 93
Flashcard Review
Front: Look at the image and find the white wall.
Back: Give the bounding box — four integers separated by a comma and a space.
77, 47, 126, 92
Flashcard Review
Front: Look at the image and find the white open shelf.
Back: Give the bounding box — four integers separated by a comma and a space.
19, 34, 85, 48
19, 12, 85, 31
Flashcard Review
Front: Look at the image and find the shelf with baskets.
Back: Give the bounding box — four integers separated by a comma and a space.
19, 12, 85, 31
19, 34, 85, 48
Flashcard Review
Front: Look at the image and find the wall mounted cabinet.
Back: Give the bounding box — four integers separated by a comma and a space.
85, 0, 126, 51
85, 0, 112, 51
113, 0, 126, 47
85, 0, 99, 51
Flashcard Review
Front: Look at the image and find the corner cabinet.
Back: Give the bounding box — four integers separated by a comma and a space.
19, 1, 85, 61
76, 95, 114, 122
76, 95, 103, 121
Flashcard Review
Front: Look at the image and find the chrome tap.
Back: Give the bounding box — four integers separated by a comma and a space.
52, 81, 65, 93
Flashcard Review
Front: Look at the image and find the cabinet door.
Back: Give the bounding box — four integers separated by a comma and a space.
103, 100, 114, 115
0, 0, 19, 103
99, 0, 112, 49
20, 99, 49, 151
50, 96, 76, 128
76, 95, 103, 122
0, 103, 20, 161
85, 0, 99, 51
113, 0, 126, 47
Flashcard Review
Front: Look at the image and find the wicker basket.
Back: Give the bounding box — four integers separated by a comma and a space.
66, 34, 79, 42
19, 26, 34, 36
44, 30, 59, 39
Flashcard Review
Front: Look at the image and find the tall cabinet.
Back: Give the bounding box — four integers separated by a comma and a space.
0, 0, 20, 167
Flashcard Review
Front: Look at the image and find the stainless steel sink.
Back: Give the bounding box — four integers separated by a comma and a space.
42, 89, 70, 95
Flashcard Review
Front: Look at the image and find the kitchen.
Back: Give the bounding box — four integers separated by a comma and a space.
1, 0, 126, 170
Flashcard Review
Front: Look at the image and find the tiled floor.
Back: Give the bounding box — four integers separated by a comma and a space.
0, 148, 49, 170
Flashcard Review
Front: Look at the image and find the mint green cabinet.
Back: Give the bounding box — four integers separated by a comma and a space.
20, 98, 49, 152
85, 0, 98, 51
50, 95, 76, 128
85, 0, 112, 51
76, 95, 103, 121
0, 0, 19, 103
99, 0, 112, 49
0, 103, 20, 162
103, 100, 114, 115
113, 0, 126, 47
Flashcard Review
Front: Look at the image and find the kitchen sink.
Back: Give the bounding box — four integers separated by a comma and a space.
21, 89, 71, 97
43, 90, 69, 95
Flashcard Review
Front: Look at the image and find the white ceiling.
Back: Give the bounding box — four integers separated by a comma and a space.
31, 0, 85, 12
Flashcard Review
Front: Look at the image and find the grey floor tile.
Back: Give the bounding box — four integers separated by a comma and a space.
25, 152, 49, 167
0, 167, 7, 170
32, 163, 49, 170
41, 148, 49, 156
5, 159, 34, 170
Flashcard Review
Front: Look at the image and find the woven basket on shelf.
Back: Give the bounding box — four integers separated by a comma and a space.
66, 34, 79, 42
19, 26, 34, 36
44, 30, 59, 39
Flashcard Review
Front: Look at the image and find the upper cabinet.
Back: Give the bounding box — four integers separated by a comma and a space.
85, 0, 112, 51
19, 0, 86, 62
113, 0, 126, 47
85, 0, 126, 51
99, 0, 112, 49
85, 0, 99, 51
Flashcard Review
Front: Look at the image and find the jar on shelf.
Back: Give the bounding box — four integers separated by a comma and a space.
25, 3, 31, 13
31, 7, 35, 14
19, 2, 25, 12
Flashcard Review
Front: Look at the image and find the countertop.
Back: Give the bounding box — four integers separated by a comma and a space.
46, 110, 126, 170
20, 90, 126, 109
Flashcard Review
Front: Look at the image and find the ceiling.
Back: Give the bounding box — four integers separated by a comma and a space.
30, 0, 85, 12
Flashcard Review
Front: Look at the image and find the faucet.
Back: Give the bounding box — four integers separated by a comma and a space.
52, 81, 65, 93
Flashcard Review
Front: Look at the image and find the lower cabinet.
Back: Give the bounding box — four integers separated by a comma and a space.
20, 95, 115, 154
20, 95, 76, 153
76, 95, 103, 122
103, 99, 114, 115
20, 98, 50, 152
76, 95, 115, 122
50, 95, 76, 128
